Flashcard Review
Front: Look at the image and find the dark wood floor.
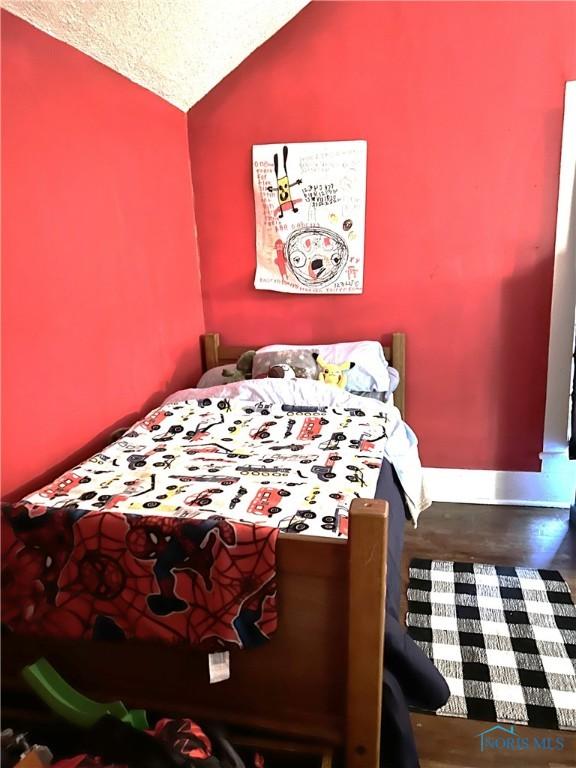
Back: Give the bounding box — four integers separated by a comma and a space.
404, 503, 576, 768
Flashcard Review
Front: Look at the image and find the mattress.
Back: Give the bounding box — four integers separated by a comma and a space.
14, 397, 389, 539
2, 387, 411, 650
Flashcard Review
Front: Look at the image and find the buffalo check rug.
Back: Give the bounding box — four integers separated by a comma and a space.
406, 559, 576, 730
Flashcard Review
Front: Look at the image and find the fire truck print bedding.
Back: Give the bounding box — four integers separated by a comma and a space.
2, 385, 427, 650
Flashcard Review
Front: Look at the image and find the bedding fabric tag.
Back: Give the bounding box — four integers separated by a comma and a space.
209, 651, 230, 684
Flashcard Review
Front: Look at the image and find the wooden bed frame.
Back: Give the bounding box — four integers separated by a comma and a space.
2, 332, 407, 768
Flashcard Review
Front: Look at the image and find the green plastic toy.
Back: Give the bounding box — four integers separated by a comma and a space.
22, 657, 148, 730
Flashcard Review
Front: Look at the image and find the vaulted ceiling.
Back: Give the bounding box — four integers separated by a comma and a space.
1, 0, 309, 111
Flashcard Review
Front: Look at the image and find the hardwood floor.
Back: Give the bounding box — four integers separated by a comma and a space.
403, 503, 576, 768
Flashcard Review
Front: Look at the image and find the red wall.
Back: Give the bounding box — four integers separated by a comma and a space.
1, 12, 205, 500
187, 0, 576, 472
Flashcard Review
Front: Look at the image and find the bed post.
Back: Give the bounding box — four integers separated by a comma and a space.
346, 498, 388, 768
202, 332, 220, 372
392, 333, 406, 419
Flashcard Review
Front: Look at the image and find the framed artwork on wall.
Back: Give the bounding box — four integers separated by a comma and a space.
252, 140, 367, 294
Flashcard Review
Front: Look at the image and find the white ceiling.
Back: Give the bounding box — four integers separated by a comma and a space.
2, 0, 309, 111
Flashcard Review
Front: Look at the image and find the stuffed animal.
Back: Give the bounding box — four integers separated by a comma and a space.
222, 350, 256, 382
268, 363, 297, 379
313, 353, 355, 389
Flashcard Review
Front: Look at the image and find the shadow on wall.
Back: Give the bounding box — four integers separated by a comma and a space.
495, 104, 565, 473
3, 347, 200, 504
496, 256, 553, 473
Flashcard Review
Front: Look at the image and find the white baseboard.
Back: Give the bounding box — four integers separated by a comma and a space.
423, 467, 575, 508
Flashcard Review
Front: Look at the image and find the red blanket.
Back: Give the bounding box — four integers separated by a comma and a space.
2, 503, 277, 649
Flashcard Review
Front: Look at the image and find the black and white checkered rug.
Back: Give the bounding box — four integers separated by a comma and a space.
406, 559, 576, 730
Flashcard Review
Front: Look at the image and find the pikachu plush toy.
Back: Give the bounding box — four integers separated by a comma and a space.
312, 353, 355, 389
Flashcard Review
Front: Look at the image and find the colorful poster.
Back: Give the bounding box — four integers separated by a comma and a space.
252, 140, 367, 294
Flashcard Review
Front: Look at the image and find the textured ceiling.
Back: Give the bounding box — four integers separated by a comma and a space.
1, 0, 309, 111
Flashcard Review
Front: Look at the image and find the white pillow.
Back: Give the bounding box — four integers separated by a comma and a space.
388, 366, 400, 394
253, 340, 390, 393
196, 365, 231, 388
349, 366, 400, 402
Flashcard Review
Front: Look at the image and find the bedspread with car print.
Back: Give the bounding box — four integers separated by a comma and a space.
2, 397, 389, 648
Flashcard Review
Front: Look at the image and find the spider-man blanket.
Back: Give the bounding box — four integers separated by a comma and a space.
2, 397, 389, 648
1, 506, 277, 649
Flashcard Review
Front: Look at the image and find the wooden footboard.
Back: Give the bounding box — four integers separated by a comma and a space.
2, 498, 388, 767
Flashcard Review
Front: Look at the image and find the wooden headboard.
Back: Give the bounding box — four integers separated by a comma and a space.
201, 332, 406, 418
